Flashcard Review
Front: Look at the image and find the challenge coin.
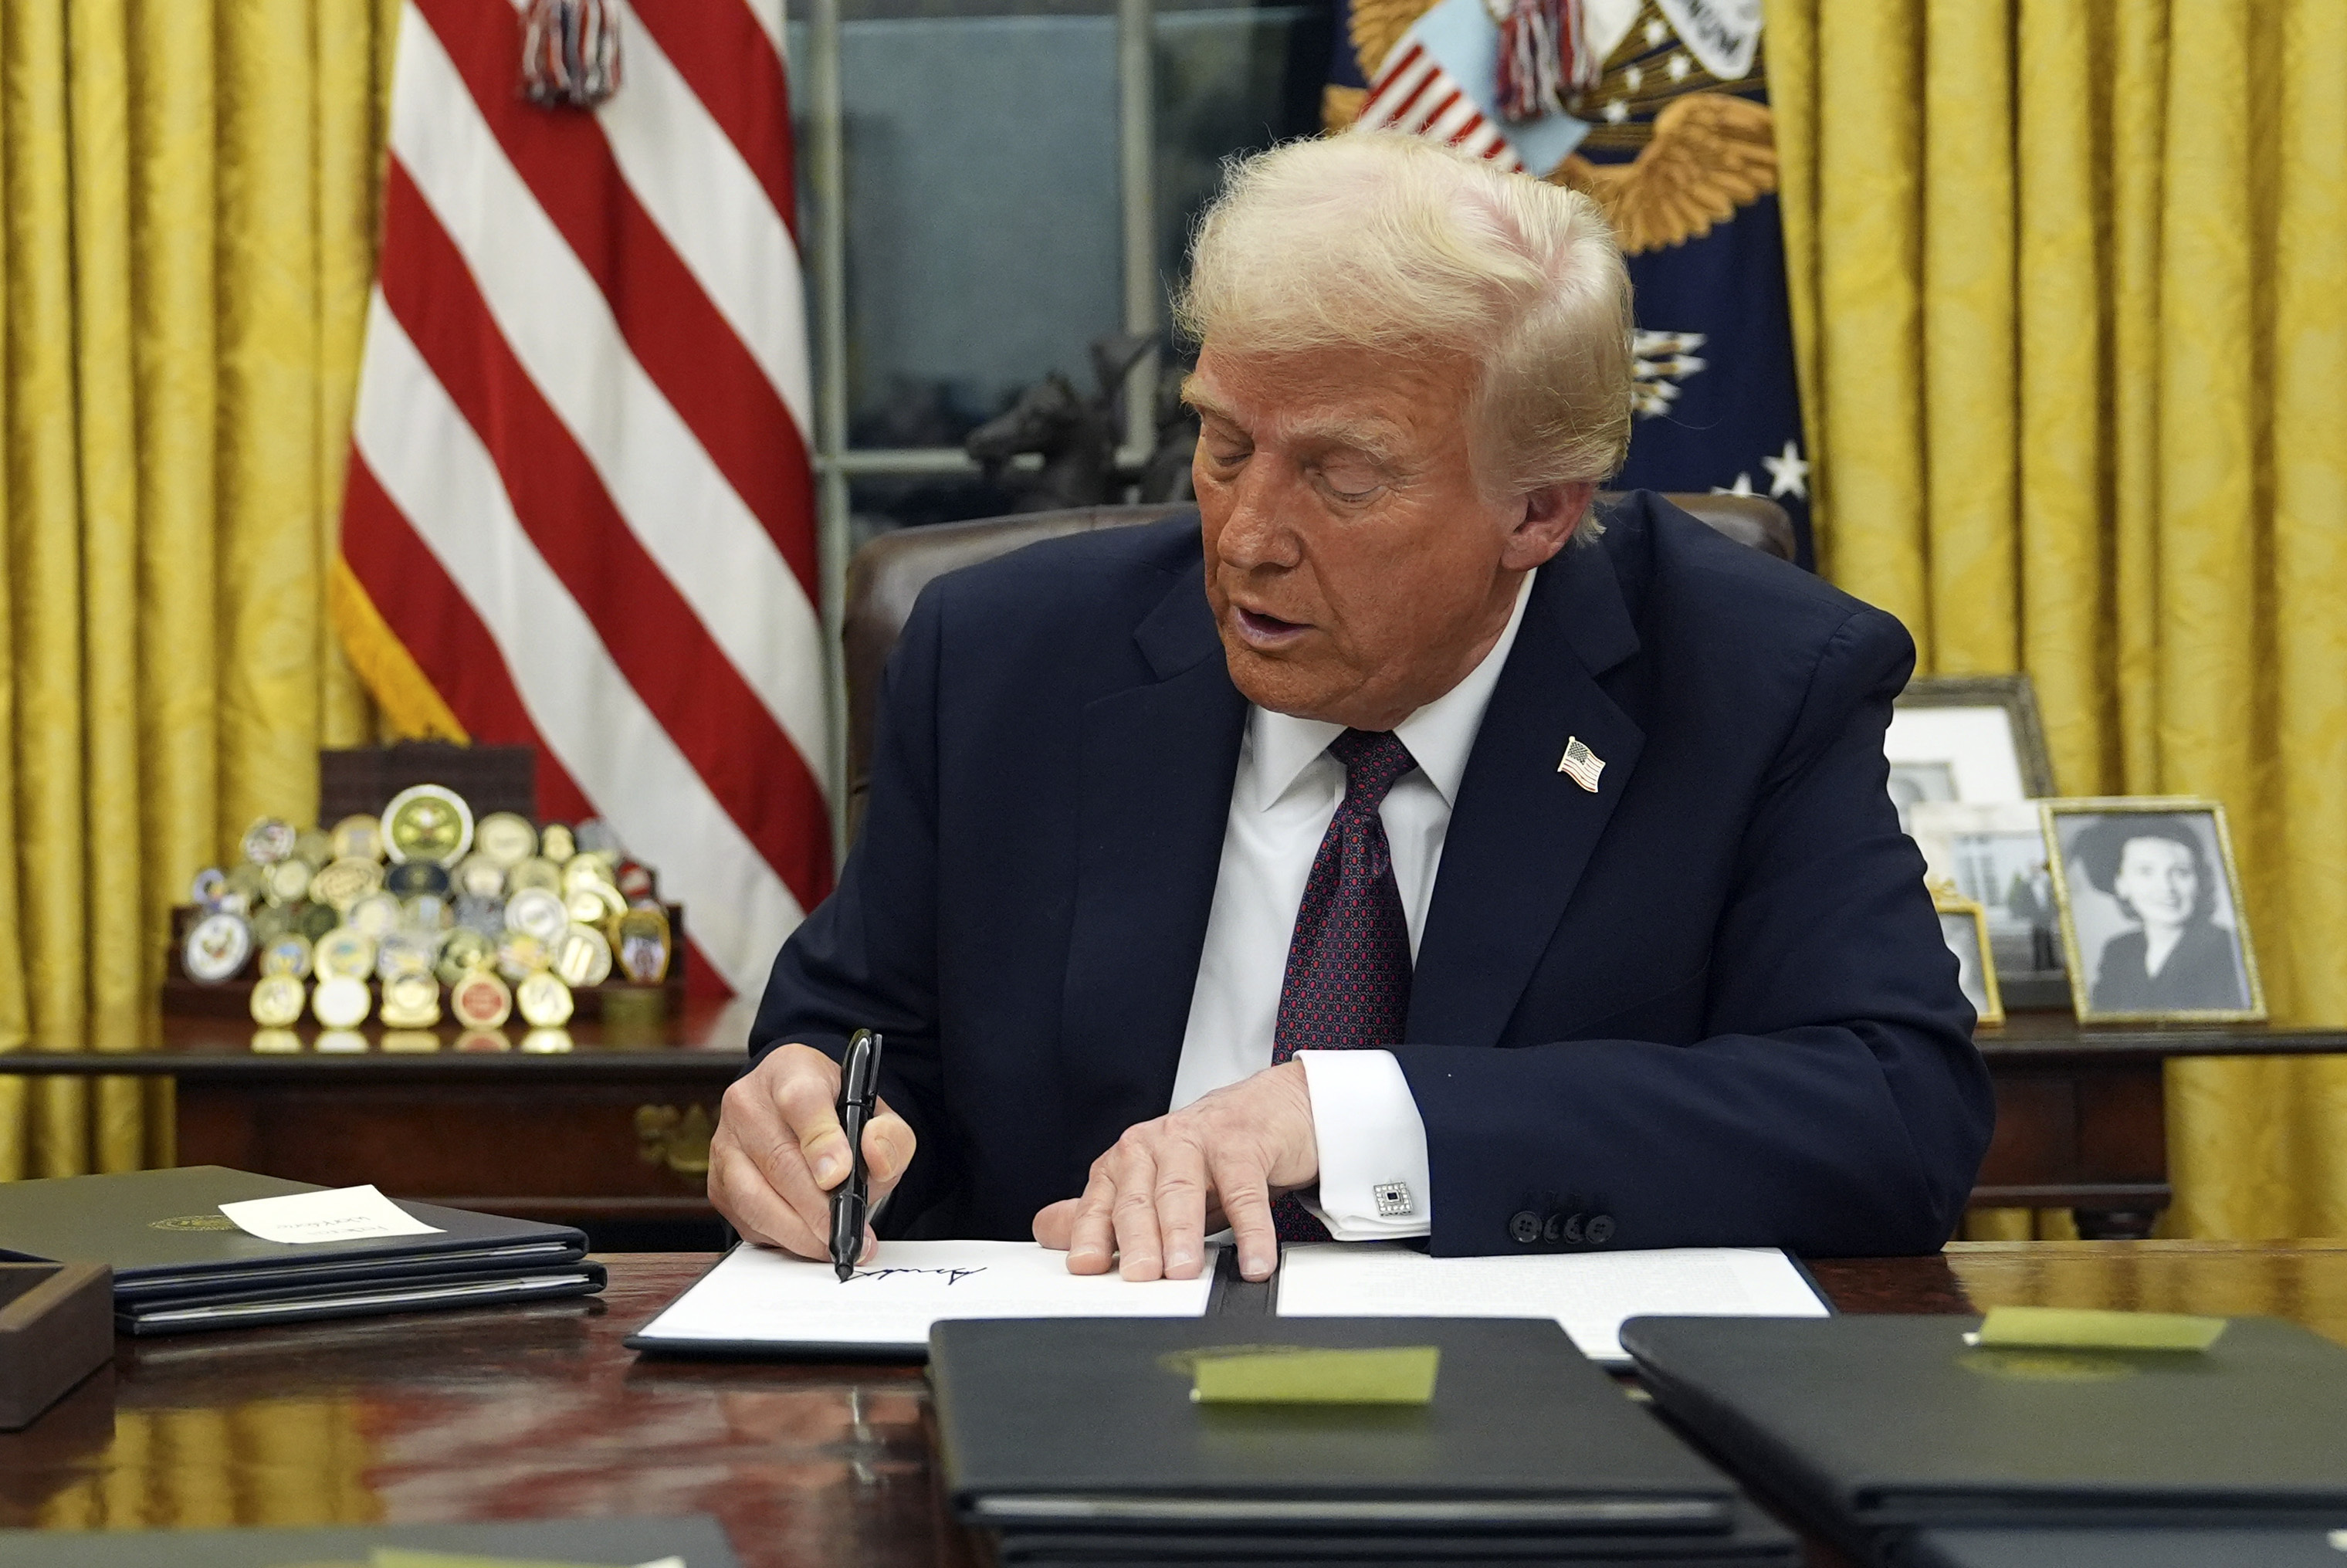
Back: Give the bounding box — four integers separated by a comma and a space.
505, 856, 562, 896
516, 971, 575, 1028
250, 903, 295, 944
453, 894, 505, 937
552, 923, 614, 988
348, 892, 402, 941
538, 823, 577, 864
574, 818, 623, 857
561, 852, 618, 895
266, 859, 313, 906
310, 974, 373, 1029
566, 882, 625, 926
298, 901, 340, 942
505, 886, 570, 946
249, 973, 306, 1028
310, 856, 384, 913
224, 863, 268, 909
330, 814, 385, 862
184, 911, 255, 984
191, 867, 229, 909
475, 811, 538, 869
496, 933, 550, 982
375, 930, 439, 982
313, 926, 378, 983
449, 970, 512, 1029
454, 853, 508, 900
403, 893, 452, 933
616, 906, 672, 984
383, 784, 474, 867
293, 828, 335, 870
384, 860, 452, 901
380, 971, 442, 1028
259, 933, 313, 980
241, 817, 297, 866
436, 927, 494, 987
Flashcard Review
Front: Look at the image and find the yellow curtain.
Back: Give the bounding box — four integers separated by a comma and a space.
0, 0, 402, 1180
1771, 0, 2347, 1238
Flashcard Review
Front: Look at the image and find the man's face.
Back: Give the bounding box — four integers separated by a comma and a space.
1187, 343, 1585, 731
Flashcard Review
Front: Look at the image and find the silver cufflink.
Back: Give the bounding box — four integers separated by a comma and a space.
1373, 1180, 1414, 1218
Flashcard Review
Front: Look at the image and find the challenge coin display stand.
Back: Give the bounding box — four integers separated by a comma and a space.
164, 744, 688, 1029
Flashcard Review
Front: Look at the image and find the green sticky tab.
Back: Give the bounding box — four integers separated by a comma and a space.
1191, 1346, 1440, 1404
1974, 1305, 2227, 1352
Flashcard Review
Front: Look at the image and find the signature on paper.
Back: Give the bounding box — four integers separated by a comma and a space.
847, 1266, 987, 1287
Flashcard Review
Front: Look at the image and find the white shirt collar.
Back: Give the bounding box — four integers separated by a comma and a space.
1246, 569, 1538, 811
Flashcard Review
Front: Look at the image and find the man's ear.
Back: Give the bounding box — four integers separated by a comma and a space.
1502, 480, 1597, 570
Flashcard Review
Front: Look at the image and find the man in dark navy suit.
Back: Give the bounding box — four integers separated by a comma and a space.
709, 133, 1992, 1284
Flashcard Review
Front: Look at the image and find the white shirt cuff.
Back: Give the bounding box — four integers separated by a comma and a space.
1295, 1049, 1431, 1240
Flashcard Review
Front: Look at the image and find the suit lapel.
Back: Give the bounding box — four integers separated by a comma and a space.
1062, 566, 1247, 1156
1409, 542, 1645, 1049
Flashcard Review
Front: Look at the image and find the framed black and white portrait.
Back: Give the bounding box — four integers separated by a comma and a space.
1885, 675, 2057, 833
1909, 800, 2065, 1008
2042, 798, 2265, 1024
1932, 887, 2003, 1028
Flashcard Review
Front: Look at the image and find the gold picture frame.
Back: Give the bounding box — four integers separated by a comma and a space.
2041, 797, 2266, 1024
1929, 883, 2003, 1028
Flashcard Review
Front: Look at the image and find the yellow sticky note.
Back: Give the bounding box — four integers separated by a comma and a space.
1973, 1306, 2227, 1352
371, 1551, 670, 1568
1190, 1346, 1440, 1404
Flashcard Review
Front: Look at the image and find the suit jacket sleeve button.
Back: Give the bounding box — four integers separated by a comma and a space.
1508, 1211, 1542, 1245
1584, 1214, 1616, 1245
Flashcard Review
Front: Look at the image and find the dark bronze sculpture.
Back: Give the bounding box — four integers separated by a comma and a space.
965, 335, 1200, 511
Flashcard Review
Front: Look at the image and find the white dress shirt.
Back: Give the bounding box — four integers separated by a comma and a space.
1169, 571, 1536, 1239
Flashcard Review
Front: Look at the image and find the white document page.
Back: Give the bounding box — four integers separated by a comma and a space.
1275, 1243, 1828, 1364
218, 1184, 444, 1245
634, 1240, 1219, 1350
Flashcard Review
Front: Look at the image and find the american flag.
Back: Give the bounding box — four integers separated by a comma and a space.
1355, 38, 1525, 170
337, 0, 830, 998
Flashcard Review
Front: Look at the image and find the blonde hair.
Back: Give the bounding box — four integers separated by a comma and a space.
1173, 132, 1633, 499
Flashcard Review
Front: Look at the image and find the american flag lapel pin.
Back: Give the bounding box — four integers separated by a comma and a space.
1558, 736, 1604, 792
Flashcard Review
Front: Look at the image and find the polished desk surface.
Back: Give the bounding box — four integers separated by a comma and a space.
5, 1241, 2346, 1563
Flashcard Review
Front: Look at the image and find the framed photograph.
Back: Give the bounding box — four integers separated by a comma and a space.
2041, 798, 2265, 1024
1886, 675, 2057, 828
1932, 886, 2004, 1028
1909, 800, 2065, 1007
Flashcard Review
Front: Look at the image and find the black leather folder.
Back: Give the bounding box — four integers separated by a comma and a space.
1902, 1524, 2347, 1568
994, 1494, 1801, 1563
1621, 1314, 2347, 1560
0, 1165, 603, 1333
931, 1316, 1761, 1541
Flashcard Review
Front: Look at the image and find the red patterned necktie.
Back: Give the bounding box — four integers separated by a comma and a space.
1268, 728, 1419, 1242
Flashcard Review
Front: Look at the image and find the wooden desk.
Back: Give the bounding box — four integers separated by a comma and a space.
5, 1243, 2344, 1564
1969, 1016, 2347, 1238
0, 1004, 755, 1231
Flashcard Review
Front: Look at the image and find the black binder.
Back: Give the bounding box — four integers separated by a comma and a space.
1903, 1524, 2347, 1568
932, 1315, 1797, 1563
0, 1166, 604, 1334
1621, 1314, 2347, 1561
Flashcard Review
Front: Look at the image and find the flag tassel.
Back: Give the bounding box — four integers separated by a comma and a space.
1489, 0, 1597, 123
521, 0, 623, 109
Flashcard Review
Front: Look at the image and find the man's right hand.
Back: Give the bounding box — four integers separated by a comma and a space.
709, 1042, 917, 1262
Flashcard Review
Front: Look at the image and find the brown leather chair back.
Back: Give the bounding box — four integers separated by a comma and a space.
841, 493, 1793, 831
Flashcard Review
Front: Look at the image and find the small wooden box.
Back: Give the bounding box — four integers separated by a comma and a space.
0, 1262, 112, 1431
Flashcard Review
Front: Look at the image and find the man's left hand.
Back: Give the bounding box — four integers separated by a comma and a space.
1032, 1061, 1316, 1284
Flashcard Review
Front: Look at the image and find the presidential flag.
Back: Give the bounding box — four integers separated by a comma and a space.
333, 0, 829, 998
1329, 0, 1813, 567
